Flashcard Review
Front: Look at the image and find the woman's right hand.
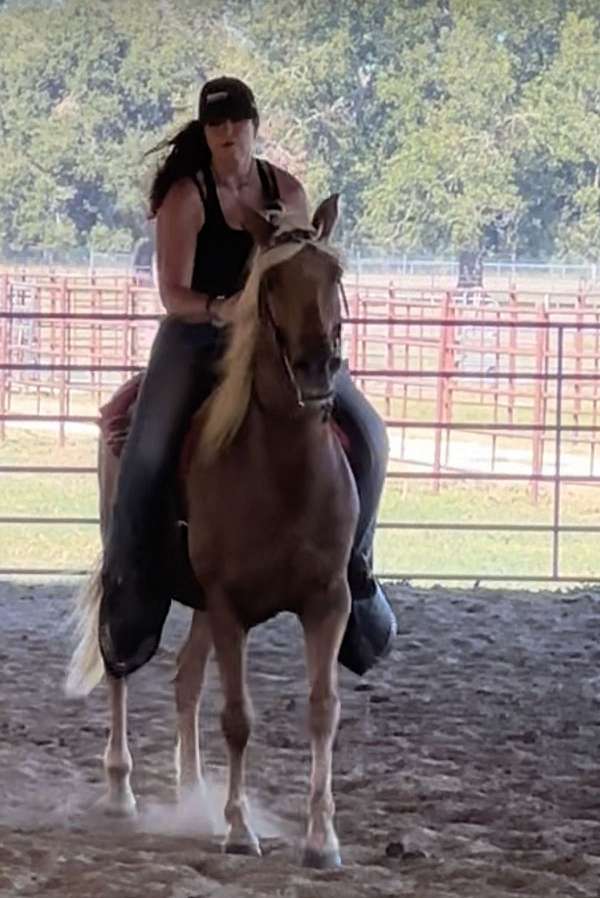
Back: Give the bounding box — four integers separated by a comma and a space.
210, 291, 242, 326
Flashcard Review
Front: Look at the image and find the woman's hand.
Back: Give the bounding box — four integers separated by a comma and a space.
210, 291, 242, 326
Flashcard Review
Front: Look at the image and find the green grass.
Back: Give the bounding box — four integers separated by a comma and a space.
1, 428, 599, 583
0, 430, 100, 570
377, 481, 600, 583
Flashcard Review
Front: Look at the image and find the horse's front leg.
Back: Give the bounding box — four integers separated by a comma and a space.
100, 675, 137, 816
210, 594, 260, 856
174, 610, 212, 801
301, 580, 351, 868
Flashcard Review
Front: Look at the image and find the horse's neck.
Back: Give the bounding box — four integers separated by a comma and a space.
241, 403, 337, 507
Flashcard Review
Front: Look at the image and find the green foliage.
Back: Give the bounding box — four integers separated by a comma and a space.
1, 0, 600, 259
364, 15, 522, 252
519, 13, 600, 260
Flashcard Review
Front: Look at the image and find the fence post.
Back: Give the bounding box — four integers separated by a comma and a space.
592, 305, 600, 477
508, 291, 518, 429
433, 291, 452, 492
130, 278, 139, 369
574, 291, 584, 438
385, 283, 395, 419
531, 302, 548, 503
359, 285, 368, 394
552, 325, 565, 579
347, 284, 359, 377
58, 278, 68, 447
0, 274, 8, 441
90, 285, 100, 409
443, 296, 456, 469
123, 278, 132, 386
400, 297, 411, 460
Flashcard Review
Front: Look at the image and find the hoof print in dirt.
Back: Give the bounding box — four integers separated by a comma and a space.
385, 840, 428, 861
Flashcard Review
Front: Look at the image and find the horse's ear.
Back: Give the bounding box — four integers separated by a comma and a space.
312, 193, 340, 242
241, 205, 277, 247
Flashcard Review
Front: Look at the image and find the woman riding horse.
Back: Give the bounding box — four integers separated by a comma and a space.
99, 76, 395, 679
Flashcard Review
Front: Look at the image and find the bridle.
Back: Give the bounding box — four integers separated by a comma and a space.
258, 230, 348, 409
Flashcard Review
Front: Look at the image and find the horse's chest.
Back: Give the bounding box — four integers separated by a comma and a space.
189, 446, 356, 600
224, 490, 348, 567
227, 536, 344, 622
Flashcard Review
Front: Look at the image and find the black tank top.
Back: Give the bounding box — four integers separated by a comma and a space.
190, 158, 280, 298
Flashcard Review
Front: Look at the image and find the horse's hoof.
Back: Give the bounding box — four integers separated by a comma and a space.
96, 793, 138, 818
302, 846, 342, 869
223, 837, 262, 857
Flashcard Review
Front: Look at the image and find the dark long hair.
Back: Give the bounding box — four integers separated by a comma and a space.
146, 120, 210, 216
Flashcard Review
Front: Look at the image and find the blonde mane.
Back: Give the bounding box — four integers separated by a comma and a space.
197, 233, 340, 463
197, 240, 304, 462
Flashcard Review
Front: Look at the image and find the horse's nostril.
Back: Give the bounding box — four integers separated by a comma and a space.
294, 347, 333, 379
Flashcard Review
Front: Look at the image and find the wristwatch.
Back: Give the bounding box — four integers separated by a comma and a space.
207, 293, 225, 310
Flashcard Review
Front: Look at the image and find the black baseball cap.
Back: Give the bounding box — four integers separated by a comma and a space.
198, 77, 259, 126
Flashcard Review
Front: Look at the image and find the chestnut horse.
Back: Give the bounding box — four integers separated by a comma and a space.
66, 195, 358, 868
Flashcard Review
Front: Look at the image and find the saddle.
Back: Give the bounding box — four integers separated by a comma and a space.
98, 373, 143, 458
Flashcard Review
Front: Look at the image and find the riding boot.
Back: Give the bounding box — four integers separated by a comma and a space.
99, 317, 226, 678
332, 364, 397, 676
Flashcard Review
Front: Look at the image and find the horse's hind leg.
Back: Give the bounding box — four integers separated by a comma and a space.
210, 598, 260, 856
174, 609, 212, 800
100, 675, 137, 816
300, 583, 350, 868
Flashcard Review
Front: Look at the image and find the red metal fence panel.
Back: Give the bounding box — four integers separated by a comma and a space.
1, 271, 600, 581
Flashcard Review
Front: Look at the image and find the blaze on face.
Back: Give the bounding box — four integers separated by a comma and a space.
262, 248, 343, 406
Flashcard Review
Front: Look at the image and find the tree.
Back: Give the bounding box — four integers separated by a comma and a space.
361, 14, 522, 254
519, 13, 600, 261
0, 0, 599, 259
0, 0, 216, 249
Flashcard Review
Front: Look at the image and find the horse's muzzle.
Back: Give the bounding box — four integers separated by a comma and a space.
292, 351, 341, 405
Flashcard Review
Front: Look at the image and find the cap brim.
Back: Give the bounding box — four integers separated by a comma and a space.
199, 93, 257, 125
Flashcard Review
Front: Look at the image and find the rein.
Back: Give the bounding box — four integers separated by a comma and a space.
258, 232, 346, 411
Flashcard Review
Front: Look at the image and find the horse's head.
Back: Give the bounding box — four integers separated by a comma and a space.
242, 195, 344, 409
199, 196, 345, 459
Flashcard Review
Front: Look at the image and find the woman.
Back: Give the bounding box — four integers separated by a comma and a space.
99, 76, 395, 679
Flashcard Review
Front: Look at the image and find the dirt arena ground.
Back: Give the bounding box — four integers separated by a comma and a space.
1, 580, 599, 898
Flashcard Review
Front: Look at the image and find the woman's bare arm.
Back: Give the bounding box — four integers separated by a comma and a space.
155, 178, 212, 322
272, 166, 311, 223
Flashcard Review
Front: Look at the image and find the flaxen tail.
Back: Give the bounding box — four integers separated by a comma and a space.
65, 555, 105, 697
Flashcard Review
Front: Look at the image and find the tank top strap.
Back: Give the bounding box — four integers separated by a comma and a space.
193, 161, 279, 214
191, 167, 224, 223
257, 158, 281, 210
